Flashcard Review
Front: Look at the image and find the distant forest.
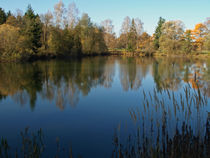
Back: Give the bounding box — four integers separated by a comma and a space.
0, 0, 210, 61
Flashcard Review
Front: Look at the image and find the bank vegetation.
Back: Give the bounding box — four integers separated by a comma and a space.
1, 1, 210, 61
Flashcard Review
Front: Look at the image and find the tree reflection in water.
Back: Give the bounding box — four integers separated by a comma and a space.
0, 86, 209, 158
1, 57, 210, 110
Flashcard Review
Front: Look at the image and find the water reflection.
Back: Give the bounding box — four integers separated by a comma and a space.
119, 57, 153, 91
1, 57, 210, 110
1, 86, 209, 158
113, 85, 210, 158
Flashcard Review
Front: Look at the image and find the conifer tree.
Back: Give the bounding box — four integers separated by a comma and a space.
0, 8, 6, 25
23, 5, 42, 53
128, 19, 137, 51
154, 17, 165, 49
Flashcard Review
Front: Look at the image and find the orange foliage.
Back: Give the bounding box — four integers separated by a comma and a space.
138, 32, 152, 50
192, 23, 208, 50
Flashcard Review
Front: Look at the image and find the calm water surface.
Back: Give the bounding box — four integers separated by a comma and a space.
0, 56, 209, 157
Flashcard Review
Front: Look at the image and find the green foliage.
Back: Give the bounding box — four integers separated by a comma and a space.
204, 33, 210, 50
6, 16, 18, 27
77, 13, 107, 55
181, 30, 193, 54
48, 27, 79, 56
6, 11, 12, 20
22, 5, 42, 53
154, 17, 165, 50
3, 3, 210, 60
0, 8, 6, 25
0, 4, 109, 60
0, 24, 31, 60
127, 19, 137, 51
159, 20, 185, 54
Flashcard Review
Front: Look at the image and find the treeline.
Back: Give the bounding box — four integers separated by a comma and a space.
1, 1, 210, 61
111, 16, 210, 55
0, 1, 108, 61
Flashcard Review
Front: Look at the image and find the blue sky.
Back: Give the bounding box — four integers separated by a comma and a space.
0, 0, 210, 35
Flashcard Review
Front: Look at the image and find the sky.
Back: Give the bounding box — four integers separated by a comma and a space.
0, 0, 210, 35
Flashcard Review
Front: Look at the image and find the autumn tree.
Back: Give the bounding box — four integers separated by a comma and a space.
0, 24, 19, 56
101, 19, 116, 49
13, 9, 24, 28
181, 29, 193, 53
204, 33, 210, 50
0, 24, 30, 59
159, 20, 185, 54
192, 23, 208, 50
120, 16, 131, 48
139, 32, 150, 49
204, 17, 210, 31
40, 10, 53, 50
204, 19, 210, 49
47, 27, 81, 56
139, 32, 154, 55
67, 2, 79, 29
71, 25, 82, 55
134, 18, 144, 50
154, 17, 165, 50
116, 34, 127, 49
54, 0, 66, 28
134, 18, 144, 36
78, 13, 107, 55
6, 15, 19, 26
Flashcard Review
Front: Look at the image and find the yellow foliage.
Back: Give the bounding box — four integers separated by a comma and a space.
192, 23, 208, 50
0, 24, 20, 56
0, 24, 30, 59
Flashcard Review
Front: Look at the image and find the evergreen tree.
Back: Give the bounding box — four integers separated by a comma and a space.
23, 5, 42, 53
128, 19, 137, 51
6, 11, 12, 20
154, 17, 165, 50
0, 8, 6, 25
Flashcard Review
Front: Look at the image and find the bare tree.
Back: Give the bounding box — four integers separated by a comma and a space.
135, 18, 144, 36
204, 17, 210, 31
15, 9, 23, 18
54, 0, 66, 28
67, 2, 79, 29
159, 20, 185, 53
120, 16, 131, 48
134, 18, 144, 49
101, 19, 116, 49
40, 10, 53, 27
40, 10, 53, 49
120, 16, 131, 35
101, 19, 114, 34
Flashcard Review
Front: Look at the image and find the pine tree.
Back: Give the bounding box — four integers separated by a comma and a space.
154, 17, 165, 50
128, 19, 137, 51
6, 11, 12, 20
23, 5, 42, 53
0, 8, 6, 25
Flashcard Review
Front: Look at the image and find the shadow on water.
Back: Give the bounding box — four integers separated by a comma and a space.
0, 85, 209, 158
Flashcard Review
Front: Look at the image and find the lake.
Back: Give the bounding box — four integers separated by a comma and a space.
0, 56, 209, 158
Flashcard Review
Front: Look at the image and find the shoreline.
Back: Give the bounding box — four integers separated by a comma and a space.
1, 51, 210, 63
